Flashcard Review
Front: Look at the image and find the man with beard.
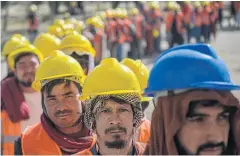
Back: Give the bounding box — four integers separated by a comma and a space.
1, 44, 43, 155
144, 44, 240, 155
77, 58, 146, 155
14, 51, 94, 155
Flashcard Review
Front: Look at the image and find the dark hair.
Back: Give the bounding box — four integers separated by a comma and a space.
41, 79, 82, 94
14, 52, 39, 68
141, 101, 149, 112
187, 100, 236, 117
70, 52, 89, 71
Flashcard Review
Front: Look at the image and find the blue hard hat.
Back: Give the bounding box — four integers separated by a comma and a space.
145, 44, 240, 95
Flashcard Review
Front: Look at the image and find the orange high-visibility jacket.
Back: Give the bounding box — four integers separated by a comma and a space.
138, 119, 151, 144
1, 110, 21, 155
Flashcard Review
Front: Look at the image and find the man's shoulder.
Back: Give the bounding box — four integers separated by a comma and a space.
22, 122, 42, 137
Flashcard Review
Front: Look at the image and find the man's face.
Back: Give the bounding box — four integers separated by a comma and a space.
15, 54, 39, 87
95, 99, 134, 149
176, 101, 231, 155
43, 82, 82, 128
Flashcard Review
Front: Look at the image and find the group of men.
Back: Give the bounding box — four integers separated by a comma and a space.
28, 1, 231, 64
1, 1, 240, 156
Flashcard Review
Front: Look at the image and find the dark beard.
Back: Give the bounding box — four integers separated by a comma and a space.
18, 79, 33, 87
104, 134, 126, 149
174, 136, 228, 155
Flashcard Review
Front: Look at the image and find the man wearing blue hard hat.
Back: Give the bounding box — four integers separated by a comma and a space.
144, 44, 240, 155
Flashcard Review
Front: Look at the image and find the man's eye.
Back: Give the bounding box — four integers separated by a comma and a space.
47, 97, 56, 101
219, 112, 230, 120
187, 116, 204, 122
119, 108, 129, 112
101, 109, 110, 113
65, 95, 74, 99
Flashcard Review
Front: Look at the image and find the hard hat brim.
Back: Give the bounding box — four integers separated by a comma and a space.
190, 81, 240, 90
145, 81, 240, 95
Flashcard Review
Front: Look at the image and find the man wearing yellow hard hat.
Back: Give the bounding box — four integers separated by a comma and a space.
77, 58, 146, 155
14, 51, 94, 155
121, 58, 151, 144
1, 42, 43, 155
59, 32, 96, 75
33, 33, 61, 58
2, 34, 30, 80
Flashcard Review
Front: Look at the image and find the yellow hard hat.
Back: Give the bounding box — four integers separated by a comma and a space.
166, 2, 177, 10
2, 37, 29, 57
64, 29, 78, 37
130, 8, 139, 15
105, 9, 113, 18
59, 32, 96, 57
29, 4, 38, 12
86, 17, 94, 25
62, 23, 75, 31
121, 58, 152, 102
148, 1, 159, 9
75, 21, 86, 33
11, 34, 30, 44
32, 50, 85, 91
80, 58, 141, 100
194, 1, 201, 8
48, 25, 64, 38
173, 3, 181, 11
53, 18, 65, 28
33, 33, 61, 58
63, 12, 71, 20
7, 44, 43, 71
202, 1, 210, 6
97, 11, 106, 20
65, 17, 78, 26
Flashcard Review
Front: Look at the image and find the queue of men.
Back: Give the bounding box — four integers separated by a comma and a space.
1, 1, 240, 155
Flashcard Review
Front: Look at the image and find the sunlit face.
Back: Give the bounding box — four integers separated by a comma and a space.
43, 82, 82, 128
15, 54, 39, 87
95, 99, 134, 149
176, 101, 231, 155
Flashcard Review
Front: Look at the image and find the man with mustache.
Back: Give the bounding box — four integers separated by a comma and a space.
144, 44, 240, 155
14, 51, 94, 155
77, 58, 146, 155
1, 43, 43, 155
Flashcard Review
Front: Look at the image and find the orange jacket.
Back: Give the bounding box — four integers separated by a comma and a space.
165, 11, 174, 32
210, 2, 219, 22
21, 122, 62, 155
219, 2, 224, 9
182, 5, 193, 25
1, 110, 21, 155
93, 29, 103, 63
176, 12, 185, 34
116, 18, 126, 44
201, 7, 211, 25
234, 2, 240, 12
192, 10, 202, 27
123, 18, 134, 42
107, 20, 117, 42
21, 122, 96, 155
138, 119, 151, 144
134, 15, 145, 39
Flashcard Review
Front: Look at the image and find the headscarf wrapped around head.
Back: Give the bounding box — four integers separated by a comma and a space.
144, 90, 240, 155
84, 93, 144, 131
